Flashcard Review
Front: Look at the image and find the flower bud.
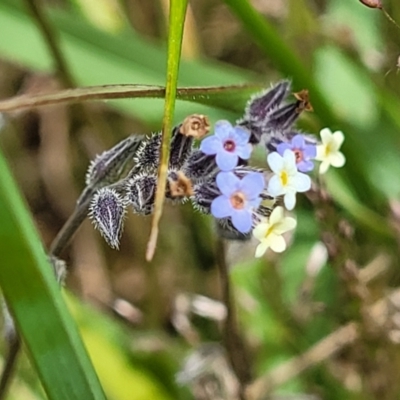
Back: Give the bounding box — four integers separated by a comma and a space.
89, 188, 126, 249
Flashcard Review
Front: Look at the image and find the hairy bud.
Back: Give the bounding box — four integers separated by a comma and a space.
86, 135, 143, 186
125, 173, 157, 215
183, 150, 219, 183
89, 188, 126, 249
133, 133, 162, 173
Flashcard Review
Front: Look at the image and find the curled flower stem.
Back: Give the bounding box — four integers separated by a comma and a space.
216, 238, 251, 400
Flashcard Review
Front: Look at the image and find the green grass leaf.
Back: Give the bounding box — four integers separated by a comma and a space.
0, 148, 106, 400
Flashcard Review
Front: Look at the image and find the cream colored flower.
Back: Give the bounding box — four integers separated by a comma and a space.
315, 128, 346, 174
253, 206, 297, 257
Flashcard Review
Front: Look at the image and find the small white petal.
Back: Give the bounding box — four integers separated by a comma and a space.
284, 191, 296, 210
315, 144, 326, 161
292, 172, 311, 192
332, 130, 345, 148
267, 175, 284, 196
329, 151, 346, 168
319, 160, 330, 174
274, 217, 297, 235
320, 128, 332, 144
283, 149, 296, 167
253, 222, 269, 241
255, 241, 270, 258
269, 206, 284, 225
269, 235, 287, 253
267, 152, 284, 173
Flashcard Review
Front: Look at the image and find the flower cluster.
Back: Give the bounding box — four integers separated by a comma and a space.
86, 81, 346, 257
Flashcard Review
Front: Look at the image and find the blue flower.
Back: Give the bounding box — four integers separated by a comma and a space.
200, 121, 252, 171
211, 171, 264, 233
277, 134, 316, 172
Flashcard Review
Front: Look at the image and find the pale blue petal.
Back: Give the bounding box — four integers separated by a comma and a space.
214, 120, 232, 140
216, 151, 238, 171
240, 172, 265, 199
291, 135, 305, 149
216, 172, 239, 196
236, 143, 252, 160
277, 142, 291, 156
211, 196, 233, 218
297, 160, 314, 172
200, 136, 222, 155
231, 210, 252, 233
231, 126, 250, 145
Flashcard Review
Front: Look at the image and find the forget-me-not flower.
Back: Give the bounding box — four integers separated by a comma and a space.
200, 121, 252, 171
211, 171, 264, 233
315, 128, 346, 174
253, 206, 297, 257
267, 150, 311, 210
277, 134, 316, 172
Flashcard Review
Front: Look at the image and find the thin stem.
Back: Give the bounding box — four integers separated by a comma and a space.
216, 238, 251, 400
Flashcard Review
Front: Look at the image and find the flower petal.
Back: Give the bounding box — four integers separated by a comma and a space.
329, 151, 346, 168
267, 175, 284, 196
320, 128, 332, 144
253, 222, 269, 241
292, 172, 311, 192
304, 144, 317, 159
211, 195, 232, 218
216, 151, 238, 171
332, 130, 345, 148
284, 191, 296, 210
236, 143, 252, 160
274, 217, 297, 235
291, 134, 305, 149
231, 209, 252, 233
267, 152, 284, 173
297, 159, 314, 172
240, 172, 265, 199
255, 241, 270, 258
214, 120, 232, 140
276, 142, 291, 156
269, 234, 287, 253
319, 160, 330, 174
232, 126, 251, 145
216, 172, 239, 196
269, 206, 284, 225
200, 136, 222, 155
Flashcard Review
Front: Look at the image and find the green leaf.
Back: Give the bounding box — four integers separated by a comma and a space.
0, 148, 106, 400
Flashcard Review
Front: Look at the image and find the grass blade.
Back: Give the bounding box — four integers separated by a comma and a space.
146, 0, 188, 261
0, 149, 106, 400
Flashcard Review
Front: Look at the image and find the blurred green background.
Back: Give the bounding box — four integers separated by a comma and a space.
1, 0, 400, 399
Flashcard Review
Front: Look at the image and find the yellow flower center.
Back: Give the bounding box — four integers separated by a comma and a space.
280, 170, 288, 186
325, 142, 333, 156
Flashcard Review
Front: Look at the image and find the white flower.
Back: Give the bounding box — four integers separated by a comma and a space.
315, 128, 346, 174
267, 150, 311, 210
253, 206, 297, 257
